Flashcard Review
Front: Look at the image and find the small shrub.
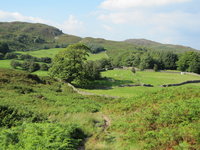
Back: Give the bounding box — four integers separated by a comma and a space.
40, 64, 49, 71
10, 60, 21, 69
4, 53, 18, 59
131, 67, 136, 74
153, 64, 158, 72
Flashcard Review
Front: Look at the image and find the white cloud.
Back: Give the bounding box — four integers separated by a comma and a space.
99, 10, 200, 30
0, 10, 47, 23
58, 15, 84, 35
98, 4, 200, 45
102, 24, 113, 32
100, 0, 191, 10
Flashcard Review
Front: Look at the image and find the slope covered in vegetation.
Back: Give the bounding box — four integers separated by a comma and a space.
0, 64, 200, 150
125, 39, 198, 52
0, 22, 81, 51
0, 68, 107, 149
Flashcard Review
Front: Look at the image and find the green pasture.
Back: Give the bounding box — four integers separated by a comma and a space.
82, 69, 200, 98
17, 48, 108, 61
0, 60, 12, 69
16, 48, 65, 58
88, 51, 108, 60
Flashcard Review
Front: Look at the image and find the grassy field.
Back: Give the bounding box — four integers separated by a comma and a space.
88, 51, 108, 60
17, 48, 108, 60
82, 69, 200, 98
0, 60, 12, 69
16, 48, 65, 58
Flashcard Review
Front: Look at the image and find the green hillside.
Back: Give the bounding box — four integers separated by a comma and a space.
1, 22, 198, 54
125, 39, 198, 52
0, 22, 82, 50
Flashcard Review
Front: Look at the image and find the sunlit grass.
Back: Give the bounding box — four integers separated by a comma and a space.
82, 69, 200, 98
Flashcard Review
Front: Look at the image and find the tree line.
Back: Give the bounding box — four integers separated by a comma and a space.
110, 50, 200, 74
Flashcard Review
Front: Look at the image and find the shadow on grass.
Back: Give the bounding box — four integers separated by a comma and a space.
84, 77, 134, 90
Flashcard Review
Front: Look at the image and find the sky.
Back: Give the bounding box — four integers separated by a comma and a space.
0, 0, 200, 49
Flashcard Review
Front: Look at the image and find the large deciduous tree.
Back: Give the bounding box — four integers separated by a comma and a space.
49, 43, 90, 83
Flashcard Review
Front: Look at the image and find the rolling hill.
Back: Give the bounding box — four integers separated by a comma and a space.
0, 21, 198, 54
125, 38, 197, 52
0, 21, 82, 50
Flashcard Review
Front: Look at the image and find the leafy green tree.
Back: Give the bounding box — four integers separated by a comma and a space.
0, 42, 9, 55
139, 54, 154, 70
49, 43, 90, 82
160, 52, 178, 70
97, 58, 112, 70
177, 51, 200, 74
86, 43, 106, 54
83, 61, 101, 81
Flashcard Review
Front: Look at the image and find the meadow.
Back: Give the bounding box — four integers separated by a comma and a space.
17, 48, 108, 60
82, 69, 200, 98
0, 60, 12, 69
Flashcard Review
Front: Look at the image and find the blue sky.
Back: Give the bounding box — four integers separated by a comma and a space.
0, 0, 200, 50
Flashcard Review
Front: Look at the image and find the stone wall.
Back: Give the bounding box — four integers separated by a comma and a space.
160, 80, 200, 87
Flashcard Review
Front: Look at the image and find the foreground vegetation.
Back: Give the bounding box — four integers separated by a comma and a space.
0, 68, 199, 149
0, 68, 107, 149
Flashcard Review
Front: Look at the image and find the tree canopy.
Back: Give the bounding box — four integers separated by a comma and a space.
49, 43, 90, 83
177, 51, 200, 74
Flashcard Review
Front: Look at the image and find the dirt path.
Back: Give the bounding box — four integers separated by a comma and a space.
102, 114, 111, 131
78, 114, 111, 150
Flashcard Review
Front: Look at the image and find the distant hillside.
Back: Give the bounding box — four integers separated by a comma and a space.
0, 22, 198, 53
0, 22, 82, 50
125, 39, 197, 52
80, 37, 142, 55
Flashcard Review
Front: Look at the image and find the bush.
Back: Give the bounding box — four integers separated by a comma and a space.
19, 54, 33, 60
0, 105, 45, 128
40, 57, 52, 63
10, 60, 21, 69
21, 61, 40, 72
153, 64, 158, 72
40, 64, 49, 71
0, 123, 86, 150
27, 61, 40, 72
0, 53, 4, 59
4, 53, 18, 59
131, 67, 136, 74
